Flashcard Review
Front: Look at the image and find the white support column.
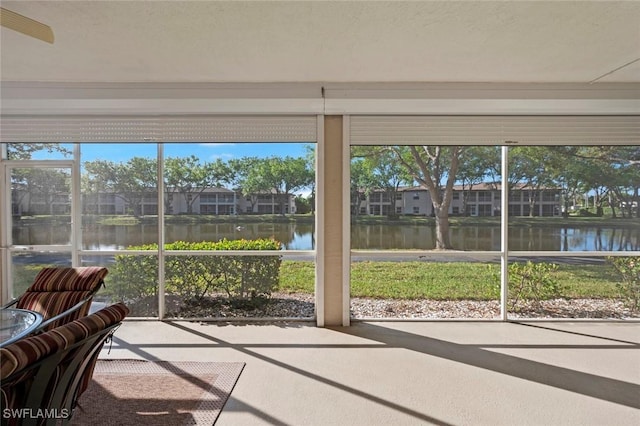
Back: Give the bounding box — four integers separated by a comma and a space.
342, 116, 351, 327
321, 115, 347, 326
0, 144, 7, 303
71, 144, 81, 266
315, 115, 325, 327
500, 146, 509, 321
157, 143, 165, 319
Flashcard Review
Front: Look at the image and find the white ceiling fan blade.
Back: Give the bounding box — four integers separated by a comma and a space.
0, 7, 54, 44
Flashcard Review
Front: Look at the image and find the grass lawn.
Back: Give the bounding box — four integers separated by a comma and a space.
11, 258, 626, 302
278, 260, 623, 300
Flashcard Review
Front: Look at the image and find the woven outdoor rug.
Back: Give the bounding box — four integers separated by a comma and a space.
71, 359, 245, 426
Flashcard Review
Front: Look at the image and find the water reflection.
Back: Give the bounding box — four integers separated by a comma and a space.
11, 222, 640, 251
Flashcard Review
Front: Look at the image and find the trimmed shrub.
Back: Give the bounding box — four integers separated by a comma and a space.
105, 239, 282, 303
607, 257, 640, 312
505, 261, 562, 311
107, 252, 159, 304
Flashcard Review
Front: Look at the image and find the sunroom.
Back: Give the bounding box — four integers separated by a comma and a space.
2, 84, 639, 325
1, 2, 639, 425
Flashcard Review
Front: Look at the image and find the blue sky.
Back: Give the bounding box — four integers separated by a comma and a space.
23, 142, 316, 195
77, 142, 313, 163
25, 142, 311, 163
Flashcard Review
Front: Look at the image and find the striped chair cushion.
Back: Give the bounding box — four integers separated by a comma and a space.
50, 302, 129, 347
25, 267, 108, 292
0, 302, 129, 380
0, 329, 67, 419
71, 302, 130, 395
16, 267, 108, 330
0, 303, 129, 421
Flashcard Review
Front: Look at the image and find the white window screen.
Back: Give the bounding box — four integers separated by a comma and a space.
0, 116, 317, 143
350, 116, 640, 145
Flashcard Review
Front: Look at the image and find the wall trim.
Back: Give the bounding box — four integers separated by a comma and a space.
2, 82, 639, 116
324, 99, 640, 115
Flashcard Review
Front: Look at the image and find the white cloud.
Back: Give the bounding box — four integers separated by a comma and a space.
198, 143, 236, 148
210, 153, 235, 160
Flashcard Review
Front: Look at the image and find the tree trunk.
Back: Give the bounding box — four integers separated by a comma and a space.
462, 192, 469, 217
351, 193, 359, 218
434, 207, 452, 249
529, 199, 536, 217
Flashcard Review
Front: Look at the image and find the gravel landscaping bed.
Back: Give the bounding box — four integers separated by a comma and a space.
160, 292, 639, 320
352, 297, 639, 319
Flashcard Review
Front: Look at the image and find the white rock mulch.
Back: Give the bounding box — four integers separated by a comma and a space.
168, 293, 639, 320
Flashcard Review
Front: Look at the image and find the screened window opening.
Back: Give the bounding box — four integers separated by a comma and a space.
348, 122, 639, 320
349, 145, 502, 319
4, 134, 317, 320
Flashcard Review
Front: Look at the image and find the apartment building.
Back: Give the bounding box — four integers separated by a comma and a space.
13, 187, 297, 216
356, 184, 562, 217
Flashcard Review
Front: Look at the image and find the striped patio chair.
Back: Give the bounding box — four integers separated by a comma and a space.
4, 267, 108, 333
0, 302, 129, 426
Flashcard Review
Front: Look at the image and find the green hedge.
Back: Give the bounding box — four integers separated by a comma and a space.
106, 239, 282, 303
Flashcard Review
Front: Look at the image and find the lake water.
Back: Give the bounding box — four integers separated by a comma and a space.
12, 221, 640, 252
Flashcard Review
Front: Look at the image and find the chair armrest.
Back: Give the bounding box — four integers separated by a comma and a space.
1, 299, 19, 309
36, 298, 92, 331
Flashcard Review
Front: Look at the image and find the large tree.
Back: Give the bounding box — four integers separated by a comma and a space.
457, 146, 500, 216
263, 156, 314, 215
508, 147, 559, 217
303, 144, 317, 214
6, 143, 71, 160
349, 158, 378, 217
574, 146, 640, 217
382, 145, 465, 249
164, 155, 231, 214
351, 147, 412, 217
84, 157, 157, 216
542, 146, 588, 217
228, 157, 263, 212
231, 156, 313, 215
12, 168, 70, 215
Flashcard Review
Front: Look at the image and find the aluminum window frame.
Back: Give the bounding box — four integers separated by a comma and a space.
346, 115, 640, 321
1, 115, 321, 320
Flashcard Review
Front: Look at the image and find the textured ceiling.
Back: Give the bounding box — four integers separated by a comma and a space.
1, 1, 639, 83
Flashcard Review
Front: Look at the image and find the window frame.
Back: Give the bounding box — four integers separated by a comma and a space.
1, 115, 321, 320
346, 114, 640, 321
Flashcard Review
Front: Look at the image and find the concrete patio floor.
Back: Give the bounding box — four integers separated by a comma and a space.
99, 320, 640, 425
